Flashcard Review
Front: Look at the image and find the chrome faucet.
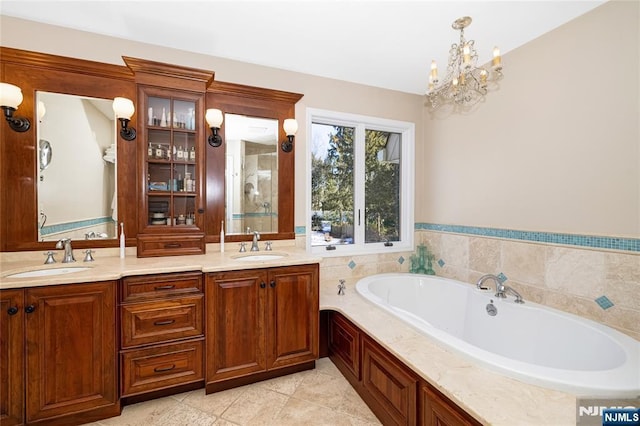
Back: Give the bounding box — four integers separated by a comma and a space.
503, 285, 525, 304
476, 274, 524, 303
56, 238, 76, 263
250, 231, 260, 251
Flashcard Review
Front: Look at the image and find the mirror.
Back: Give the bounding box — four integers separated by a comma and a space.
36, 91, 118, 241
224, 113, 279, 235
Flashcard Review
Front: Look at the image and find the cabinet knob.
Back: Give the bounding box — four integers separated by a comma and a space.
270, 281, 276, 288
24, 304, 36, 314
260, 282, 266, 289
7, 306, 19, 316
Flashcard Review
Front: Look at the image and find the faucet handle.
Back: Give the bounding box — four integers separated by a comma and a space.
265, 241, 272, 251
337, 279, 346, 295
239, 242, 247, 252
43, 251, 57, 264
83, 249, 95, 262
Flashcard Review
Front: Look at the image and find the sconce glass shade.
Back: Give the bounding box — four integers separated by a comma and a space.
0, 83, 23, 109
205, 108, 223, 128
283, 118, 298, 136
281, 118, 298, 153
112, 97, 135, 119
112, 97, 136, 141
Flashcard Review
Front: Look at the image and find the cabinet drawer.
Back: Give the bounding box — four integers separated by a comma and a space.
121, 272, 203, 302
137, 234, 205, 258
121, 339, 204, 397
121, 295, 203, 348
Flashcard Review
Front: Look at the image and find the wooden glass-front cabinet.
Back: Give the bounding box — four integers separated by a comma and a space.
0, 282, 119, 426
124, 57, 213, 257
142, 90, 202, 232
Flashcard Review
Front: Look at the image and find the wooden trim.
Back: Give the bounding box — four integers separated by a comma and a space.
208, 81, 303, 104
0, 47, 133, 81
123, 57, 214, 92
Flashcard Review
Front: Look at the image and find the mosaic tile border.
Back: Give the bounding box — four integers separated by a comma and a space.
41, 217, 115, 236
416, 223, 640, 253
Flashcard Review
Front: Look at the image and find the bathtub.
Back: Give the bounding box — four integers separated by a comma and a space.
355, 273, 640, 397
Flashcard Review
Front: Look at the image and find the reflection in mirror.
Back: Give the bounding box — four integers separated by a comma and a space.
224, 113, 278, 235
36, 91, 117, 241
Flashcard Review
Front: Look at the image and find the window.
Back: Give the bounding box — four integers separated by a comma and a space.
307, 108, 414, 255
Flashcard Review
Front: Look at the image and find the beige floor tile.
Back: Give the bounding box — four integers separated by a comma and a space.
219, 386, 289, 425
275, 397, 379, 426
291, 369, 351, 409
88, 358, 380, 426
181, 387, 247, 417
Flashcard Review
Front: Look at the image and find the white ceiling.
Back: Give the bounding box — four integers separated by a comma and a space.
0, 1, 606, 94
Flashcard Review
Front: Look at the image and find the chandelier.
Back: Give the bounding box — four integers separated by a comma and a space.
426, 16, 503, 109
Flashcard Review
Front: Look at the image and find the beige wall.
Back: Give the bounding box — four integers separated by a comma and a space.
422, 0, 639, 238
0, 15, 424, 233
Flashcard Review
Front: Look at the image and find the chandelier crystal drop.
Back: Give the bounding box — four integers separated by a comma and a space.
426, 16, 503, 109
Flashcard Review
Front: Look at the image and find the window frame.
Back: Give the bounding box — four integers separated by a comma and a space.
305, 107, 415, 257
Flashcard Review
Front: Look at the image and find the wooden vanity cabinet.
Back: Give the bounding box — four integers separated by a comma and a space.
119, 272, 204, 398
0, 282, 119, 426
205, 264, 319, 392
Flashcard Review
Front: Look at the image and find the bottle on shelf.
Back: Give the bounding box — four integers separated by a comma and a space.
177, 146, 184, 161
148, 143, 153, 158
155, 144, 164, 159
189, 146, 196, 161
160, 108, 167, 127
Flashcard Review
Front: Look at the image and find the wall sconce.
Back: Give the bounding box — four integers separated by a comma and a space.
112, 97, 136, 141
0, 82, 31, 132
281, 118, 298, 152
206, 108, 223, 147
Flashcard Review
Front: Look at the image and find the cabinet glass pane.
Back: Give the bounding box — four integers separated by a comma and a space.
148, 97, 171, 128
173, 100, 196, 130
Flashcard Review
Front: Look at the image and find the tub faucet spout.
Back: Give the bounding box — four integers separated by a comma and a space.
476, 274, 505, 298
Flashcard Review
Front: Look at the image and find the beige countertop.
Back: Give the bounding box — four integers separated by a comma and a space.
320, 281, 578, 426
0, 245, 320, 289
1, 246, 577, 425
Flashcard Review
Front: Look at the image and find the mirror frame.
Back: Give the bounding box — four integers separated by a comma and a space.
205, 82, 303, 243
0, 47, 138, 251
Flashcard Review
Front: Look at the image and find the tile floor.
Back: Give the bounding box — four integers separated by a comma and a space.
84, 358, 381, 426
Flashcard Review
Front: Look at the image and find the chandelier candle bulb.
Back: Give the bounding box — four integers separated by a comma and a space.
492, 46, 502, 69
463, 44, 471, 65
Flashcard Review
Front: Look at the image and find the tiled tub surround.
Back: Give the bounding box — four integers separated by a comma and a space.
311, 229, 640, 341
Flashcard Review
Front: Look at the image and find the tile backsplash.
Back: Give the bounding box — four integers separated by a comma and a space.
307, 230, 639, 341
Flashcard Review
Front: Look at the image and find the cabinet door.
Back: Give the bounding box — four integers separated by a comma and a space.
361, 336, 417, 426
267, 264, 319, 369
0, 289, 24, 426
25, 282, 118, 423
421, 385, 477, 426
328, 311, 360, 382
206, 270, 267, 382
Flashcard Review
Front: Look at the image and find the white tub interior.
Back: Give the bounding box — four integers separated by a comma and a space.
357, 273, 640, 397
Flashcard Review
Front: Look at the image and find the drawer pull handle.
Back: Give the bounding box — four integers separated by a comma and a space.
153, 319, 175, 326
154, 285, 175, 290
164, 243, 182, 248
154, 364, 176, 373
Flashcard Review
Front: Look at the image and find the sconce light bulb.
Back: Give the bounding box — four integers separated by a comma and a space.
112, 97, 135, 120
0, 82, 24, 109
206, 108, 223, 128
283, 118, 298, 136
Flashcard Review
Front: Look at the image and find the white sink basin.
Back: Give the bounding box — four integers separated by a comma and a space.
233, 253, 287, 262
5, 267, 92, 279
